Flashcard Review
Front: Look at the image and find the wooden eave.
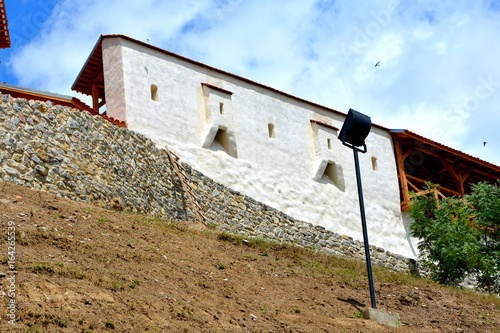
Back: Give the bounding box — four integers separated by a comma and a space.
0, 83, 82, 108
0, 0, 11, 48
71, 38, 105, 112
391, 129, 500, 210
0, 83, 126, 128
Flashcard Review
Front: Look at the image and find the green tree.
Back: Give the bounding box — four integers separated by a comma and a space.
409, 181, 500, 292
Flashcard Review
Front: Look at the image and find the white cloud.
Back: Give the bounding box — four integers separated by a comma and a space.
10, 0, 215, 95
7, 0, 500, 165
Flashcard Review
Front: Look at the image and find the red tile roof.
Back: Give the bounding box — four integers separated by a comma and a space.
310, 119, 339, 131
0, 0, 10, 48
0, 83, 127, 127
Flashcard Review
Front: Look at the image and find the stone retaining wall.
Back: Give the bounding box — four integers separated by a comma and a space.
184, 163, 425, 275
0, 93, 426, 276
0, 94, 188, 220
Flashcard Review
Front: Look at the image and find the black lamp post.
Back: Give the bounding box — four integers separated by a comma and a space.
339, 108, 377, 309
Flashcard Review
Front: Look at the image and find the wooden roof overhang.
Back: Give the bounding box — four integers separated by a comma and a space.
391, 129, 500, 210
0, 82, 87, 108
71, 38, 105, 113
0, 83, 126, 127
0, 0, 10, 48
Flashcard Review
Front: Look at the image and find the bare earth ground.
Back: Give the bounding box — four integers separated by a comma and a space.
0, 180, 498, 333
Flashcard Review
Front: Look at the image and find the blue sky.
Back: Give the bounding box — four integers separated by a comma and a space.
1, 0, 500, 166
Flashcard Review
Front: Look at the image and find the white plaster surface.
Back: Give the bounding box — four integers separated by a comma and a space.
102, 37, 417, 258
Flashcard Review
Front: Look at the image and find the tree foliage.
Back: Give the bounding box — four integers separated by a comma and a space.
408, 181, 500, 292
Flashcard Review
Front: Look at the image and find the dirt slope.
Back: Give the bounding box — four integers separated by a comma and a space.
0, 180, 498, 332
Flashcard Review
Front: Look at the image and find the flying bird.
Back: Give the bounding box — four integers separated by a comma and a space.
375, 61, 380, 67
483, 141, 487, 147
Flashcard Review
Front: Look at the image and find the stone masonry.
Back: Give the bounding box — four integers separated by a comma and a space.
0, 93, 426, 276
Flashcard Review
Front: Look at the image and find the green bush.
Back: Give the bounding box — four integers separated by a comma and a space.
409, 181, 499, 293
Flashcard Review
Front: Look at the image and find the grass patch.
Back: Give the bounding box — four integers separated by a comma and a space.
32, 262, 54, 274
159, 221, 189, 233
242, 254, 259, 261
217, 232, 244, 245
96, 217, 109, 226
110, 281, 126, 292
105, 321, 116, 329
58, 267, 86, 280
56, 318, 69, 327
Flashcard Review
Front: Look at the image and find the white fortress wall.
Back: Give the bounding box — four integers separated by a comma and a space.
102, 37, 416, 258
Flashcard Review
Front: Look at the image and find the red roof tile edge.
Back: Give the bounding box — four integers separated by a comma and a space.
310, 119, 340, 131
0, 0, 10, 48
0, 85, 127, 128
70, 97, 127, 128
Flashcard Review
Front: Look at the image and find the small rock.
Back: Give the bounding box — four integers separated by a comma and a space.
362, 308, 401, 327
35, 165, 48, 176
4, 166, 20, 176
67, 118, 80, 129
17, 113, 26, 123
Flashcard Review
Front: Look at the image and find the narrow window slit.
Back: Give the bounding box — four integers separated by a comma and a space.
371, 157, 378, 171
150, 84, 159, 101
268, 123, 276, 138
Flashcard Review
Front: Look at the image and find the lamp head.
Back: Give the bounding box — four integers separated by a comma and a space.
339, 108, 371, 149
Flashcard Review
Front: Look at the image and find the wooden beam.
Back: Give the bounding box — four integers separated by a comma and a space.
393, 136, 411, 209
407, 179, 421, 192
402, 147, 413, 161
436, 156, 464, 195
409, 188, 441, 198
464, 167, 500, 182
438, 156, 459, 180
456, 165, 466, 195
461, 167, 474, 185
412, 145, 439, 157
406, 174, 462, 197
92, 71, 104, 84
91, 83, 99, 112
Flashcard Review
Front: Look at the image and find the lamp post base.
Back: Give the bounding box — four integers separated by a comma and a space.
362, 308, 401, 327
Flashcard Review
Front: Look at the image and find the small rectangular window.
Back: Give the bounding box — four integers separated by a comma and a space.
371, 157, 378, 171
268, 123, 276, 138
151, 84, 159, 101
